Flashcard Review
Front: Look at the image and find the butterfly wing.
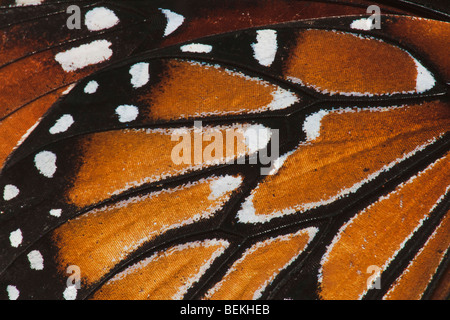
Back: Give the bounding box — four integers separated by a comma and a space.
0, 1, 449, 300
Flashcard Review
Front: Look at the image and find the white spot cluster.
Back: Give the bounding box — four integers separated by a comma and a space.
252, 29, 278, 67
55, 40, 113, 72
85, 7, 119, 31
129, 63, 150, 89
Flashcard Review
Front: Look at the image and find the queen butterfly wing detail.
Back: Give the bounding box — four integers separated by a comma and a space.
0, 0, 449, 300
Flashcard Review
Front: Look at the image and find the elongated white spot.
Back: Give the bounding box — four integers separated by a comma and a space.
414, 59, 436, 93
84, 80, 99, 94
62, 84, 76, 95
116, 105, 139, 123
85, 7, 119, 31
208, 176, 243, 200
7, 286, 19, 300
50, 209, 62, 217
15, 0, 43, 6
161, 9, 184, 36
350, 18, 374, 31
237, 194, 256, 223
49, 114, 74, 134
10, 229, 23, 248
252, 29, 277, 67
55, 40, 113, 72
63, 286, 77, 300
130, 63, 150, 88
3, 185, 19, 201
34, 151, 57, 178
267, 88, 299, 110
303, 110, 329, 141
180, 43, 212, 53
27, 250, 44, 270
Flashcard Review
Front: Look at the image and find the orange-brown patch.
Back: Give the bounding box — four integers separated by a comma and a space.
0, 50, 93, 119
0, 87, 67, 170
247, 102, 449, 220
283, 29, 418, 95
205, 228, 316, 300
67, 126, 250, 207
161, 1, 371, 47
385, 16, 450, 82
430, 265, 450, 300
54, 176, 239, 285
384, 212, 450, 300
92, 240, 228, 300
319, 152, 450, 300
140, 60, 294, 121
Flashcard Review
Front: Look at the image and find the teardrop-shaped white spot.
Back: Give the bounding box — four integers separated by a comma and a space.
161, 9, 185, 36
3, 185, 19, 201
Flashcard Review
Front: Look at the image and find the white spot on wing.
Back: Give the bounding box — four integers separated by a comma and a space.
267, 88, 299, 111
50, 209, 62, 217
129, 63, 150, 89
34, 151, 57, 178
208, 176, 242, 200
84, 80, 99, 94
85, 7, 119, 31
180, 43, 212, 53
303, 110, 329, 141
62, 84, 76, 95
252, 29, 277, 67
237, 194, 256, 223
7, 286, 19, 300
3, 185, 19, 201
161, 9, 185, 37
15, 0, 43, 6
55, 40, 113, 72
350, 18, 374, 30
49, 114, 74, 134
243, 124, 272, 154
267, 152, 292, 176
10, 229, 23, 248
27, 250, 44, 270
115, 105, 139, 123
63, 286, 77, 300
414, 59, 436, 93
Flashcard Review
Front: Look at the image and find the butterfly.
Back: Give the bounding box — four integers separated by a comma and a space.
0, 0, 449, 300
